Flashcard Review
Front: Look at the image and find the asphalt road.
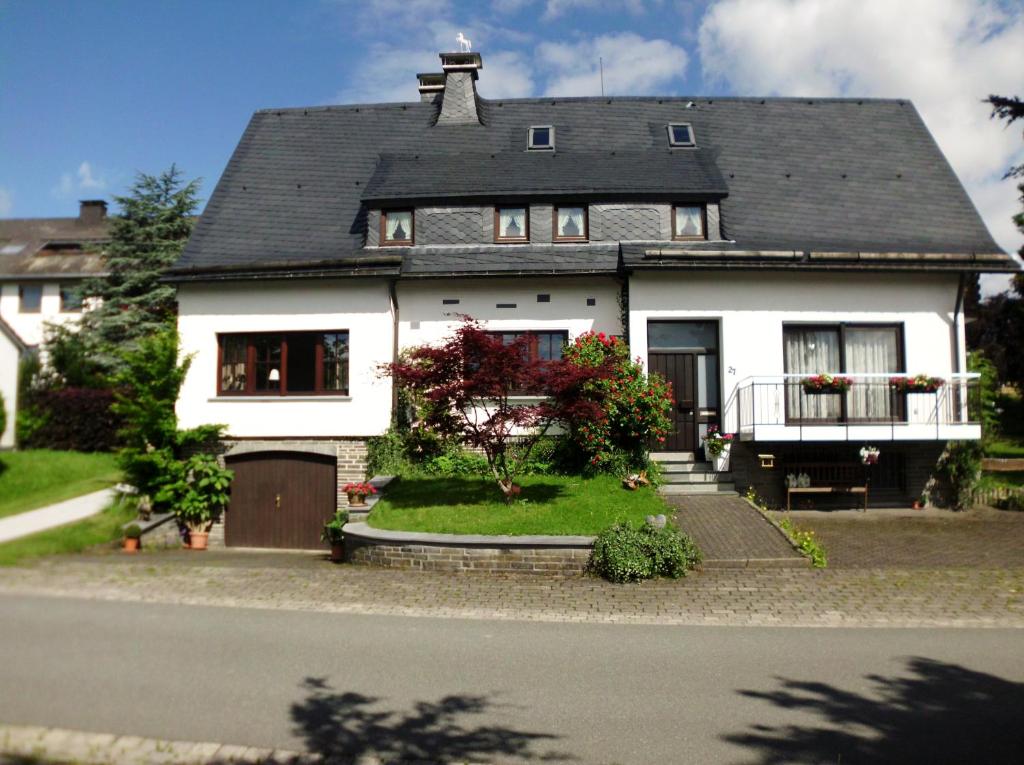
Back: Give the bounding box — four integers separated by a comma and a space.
1, 593, 1022, 764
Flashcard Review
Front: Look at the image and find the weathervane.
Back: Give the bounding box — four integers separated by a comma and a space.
456, 32, 472, 52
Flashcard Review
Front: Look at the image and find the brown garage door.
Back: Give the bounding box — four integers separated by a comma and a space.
225, 451, 337, 550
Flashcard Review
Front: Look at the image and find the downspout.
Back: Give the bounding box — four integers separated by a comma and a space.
952, 272, 966, 375
388, 278, 400, 422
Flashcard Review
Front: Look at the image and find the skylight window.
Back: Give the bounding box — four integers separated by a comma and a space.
667, 123, 696, 147
528, 126, 555, 151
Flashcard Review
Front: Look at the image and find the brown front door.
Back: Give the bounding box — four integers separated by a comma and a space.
225, 451, 337, 549
649, 352, 697, 452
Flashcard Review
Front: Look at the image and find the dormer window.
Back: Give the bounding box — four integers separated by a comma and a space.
673, 205, 706, 240
495, 207, 529, 242
553, 206, 588, 242
381, 209, 414, 246
667, 123, 696, 147
528, 126, 554, 151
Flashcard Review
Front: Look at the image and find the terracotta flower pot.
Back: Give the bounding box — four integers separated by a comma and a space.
123, 537, 140, 553
330, 543, 344, 562
347, 492, 368, 507
189, 532, 210, 550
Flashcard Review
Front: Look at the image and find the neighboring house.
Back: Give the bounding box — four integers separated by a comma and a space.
0, 200, 111, 448
0, 316, 26, 448
170, 50, 1019, 549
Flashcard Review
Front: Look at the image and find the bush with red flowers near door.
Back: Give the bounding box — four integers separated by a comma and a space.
384, 318, 609, 502
562, 331, 674, 475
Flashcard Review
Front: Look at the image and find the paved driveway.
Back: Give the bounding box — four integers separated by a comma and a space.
771, 505, 1024, 569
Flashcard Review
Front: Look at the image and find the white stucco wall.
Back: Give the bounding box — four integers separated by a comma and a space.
176, 280, 396, 438
0, 282, 82, 347
628, 271, 962, 434
0, 331, 20, 448
397, 277, 622, 350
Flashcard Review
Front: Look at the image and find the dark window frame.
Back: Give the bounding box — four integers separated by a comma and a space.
380, 209, 415, 246
782, 322, 907, 424
494, 206, 530, 243
672, 204, 708, 241
216, 331, 350, 397
488, 330, 570, 364
19, 284, 42, 314
59, 284, 82, 313
552, 205, 589, 242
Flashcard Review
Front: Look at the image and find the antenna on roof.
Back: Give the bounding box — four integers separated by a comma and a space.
456, 32, 472, 52
599, 56, 604, 96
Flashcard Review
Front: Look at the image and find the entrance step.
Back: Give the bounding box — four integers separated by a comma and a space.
660, 483, 738, 496
652, 452, 696, 463
659, 462, 716, 475
661, 471, 733, 485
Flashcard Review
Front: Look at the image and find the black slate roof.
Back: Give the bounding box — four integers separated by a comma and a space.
362, 149, 727, 201
173, 94, 1012, 278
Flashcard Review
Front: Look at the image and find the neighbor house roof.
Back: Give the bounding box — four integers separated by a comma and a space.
172, 86, 1016, 279
0, 203, 110, 280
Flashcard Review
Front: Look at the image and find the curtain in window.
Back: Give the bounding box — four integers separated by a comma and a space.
784, 328, 841, 420
845, 328, 899, 419
675, 206, 703, 237
220, 336, 247, 392
322, 332, 349, 392
557, 208, 585, 238
499, 209, 526, 239
385, 212, 411, 241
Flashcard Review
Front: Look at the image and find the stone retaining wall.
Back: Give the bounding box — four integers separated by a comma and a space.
343, 523, 593, 574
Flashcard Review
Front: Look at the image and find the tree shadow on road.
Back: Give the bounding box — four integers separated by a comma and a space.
724, 656, 1024, 764
289, 676, 574, 763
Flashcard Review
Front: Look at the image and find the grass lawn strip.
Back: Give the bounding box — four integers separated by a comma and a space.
0, 500, 136, 567
0, 450, 121, 520
368, 475, 666, 536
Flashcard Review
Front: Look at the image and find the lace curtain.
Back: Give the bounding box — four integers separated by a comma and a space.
675, 206, 703, 237
385, 211, 412, 241
499, 208, 526, 239
846, 328, 899, 419
785, 328, 841, 419
557, 208, 585, 238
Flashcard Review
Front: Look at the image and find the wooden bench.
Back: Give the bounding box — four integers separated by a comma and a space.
786, 462, 869, 512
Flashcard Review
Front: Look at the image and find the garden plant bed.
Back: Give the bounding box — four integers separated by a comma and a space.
367, 475, 666, 536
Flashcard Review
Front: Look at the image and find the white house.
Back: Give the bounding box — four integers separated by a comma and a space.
0, 200, 110, 448
170, 50, 1018, 549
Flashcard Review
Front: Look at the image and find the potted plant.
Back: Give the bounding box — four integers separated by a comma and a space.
701, 425, 734, 471
157, 453, 234, 551
123, 523, 142, 553
321, 510, 349, 562
859, 445, 880, 465
343, 481, 377, 507
801, 373, 854, 394
889, 374, 945, 393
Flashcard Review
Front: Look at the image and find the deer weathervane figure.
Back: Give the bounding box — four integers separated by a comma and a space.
456, 32, 472, 52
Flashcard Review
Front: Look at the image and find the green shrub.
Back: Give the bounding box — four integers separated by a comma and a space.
778, 517, 828, 568
935, 440, 983, 511
123, 523, 143, 539
996, 494, 1024, 512
589, 521, 701, 583
154, 452, 233, 533
367, 428, 411, 476
321, 509, 349, 545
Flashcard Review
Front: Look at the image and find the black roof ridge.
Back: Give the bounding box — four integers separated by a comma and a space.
254, 94, 911, 116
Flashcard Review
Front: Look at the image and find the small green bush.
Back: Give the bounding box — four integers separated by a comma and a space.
996, 494, 1024, 512
778, 517, 828, 568
321, 509, 349, 545
589, 521, 701, 583
123, 523, 143, 539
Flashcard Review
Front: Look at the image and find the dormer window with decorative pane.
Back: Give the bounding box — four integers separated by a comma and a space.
495, 207, 529, 242
528, 126, 555, 151
381, 209, 414, 245
667, 123, 696, 147
673, 205, 706, 240
553, 206, 587, 242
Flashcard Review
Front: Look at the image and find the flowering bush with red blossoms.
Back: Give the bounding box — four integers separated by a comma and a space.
563, 331, 674, 475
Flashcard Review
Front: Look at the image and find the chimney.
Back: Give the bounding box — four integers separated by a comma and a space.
79, 199, 107, 225
436, 51, 483, 125
417, 72, 445, 104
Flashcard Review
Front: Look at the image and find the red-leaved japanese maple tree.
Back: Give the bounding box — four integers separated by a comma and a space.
385, 319, 608, 501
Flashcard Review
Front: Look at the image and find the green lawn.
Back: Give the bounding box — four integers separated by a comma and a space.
986, 392, 1024, 458
978, 471, 1024, 490
0, 450, 121, 520
367, 475, 668, 536
0, 500, 136, 566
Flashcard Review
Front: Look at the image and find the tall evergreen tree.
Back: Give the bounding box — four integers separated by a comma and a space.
78, 165, 200, 371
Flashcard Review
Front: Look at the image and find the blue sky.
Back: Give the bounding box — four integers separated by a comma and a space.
1, 0, 1022, 286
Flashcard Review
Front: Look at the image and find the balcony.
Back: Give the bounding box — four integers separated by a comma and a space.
735, 374, 981, 442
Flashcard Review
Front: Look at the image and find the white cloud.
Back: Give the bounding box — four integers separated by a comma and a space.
538, 32, 687, 96
476, 50, 535, 99
542, 0, 650, 20
698, 0, 1024, 293
51, 161, 107, 198
0, 186, 12, 217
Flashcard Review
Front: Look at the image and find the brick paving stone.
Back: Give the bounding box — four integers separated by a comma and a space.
667, 495, 804, 566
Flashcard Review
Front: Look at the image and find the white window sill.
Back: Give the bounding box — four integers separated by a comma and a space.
208, 396, 353, 402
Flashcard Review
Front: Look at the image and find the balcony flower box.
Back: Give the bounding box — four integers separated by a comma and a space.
800, 374, 853, 394
889, 374, 945, 393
